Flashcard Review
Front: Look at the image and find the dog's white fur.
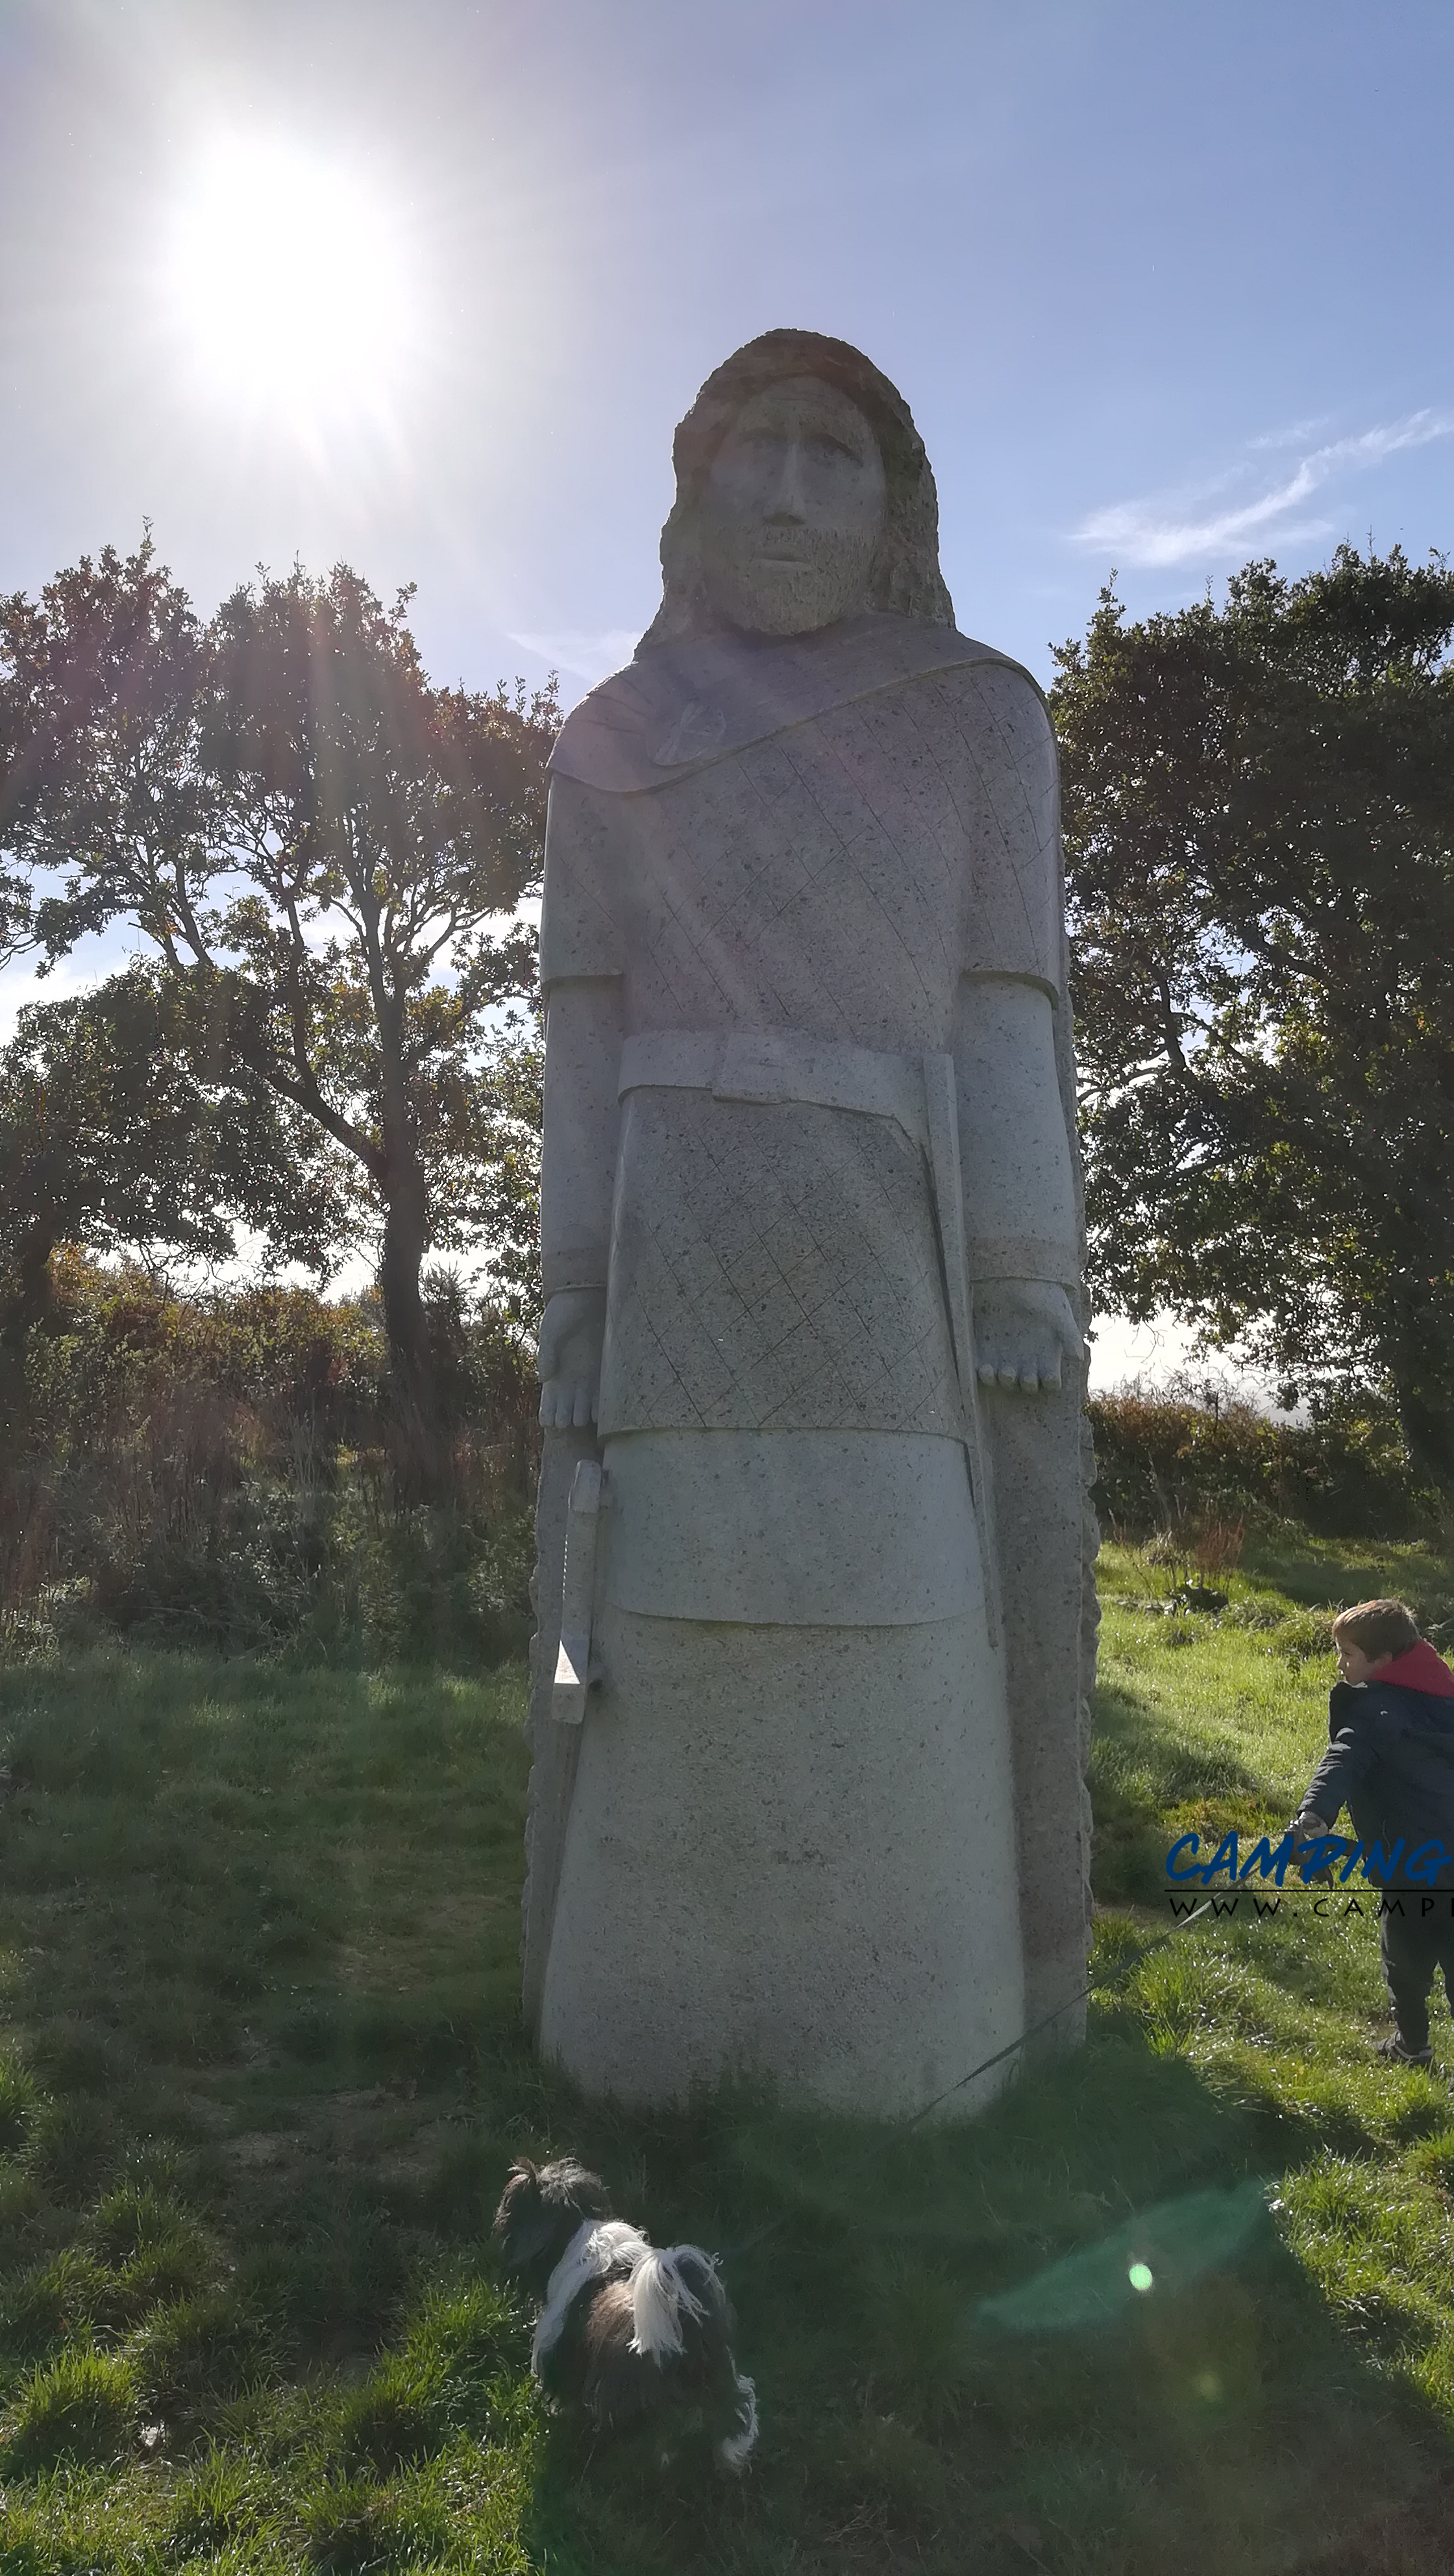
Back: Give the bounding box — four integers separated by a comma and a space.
532, 2219, 651, 2373
628, 2246, 709, 2358
719, 2369, 759, 2470
530, 2216, 759, 2470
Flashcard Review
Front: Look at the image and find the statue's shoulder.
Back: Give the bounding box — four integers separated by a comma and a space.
548, 615, 1042, 795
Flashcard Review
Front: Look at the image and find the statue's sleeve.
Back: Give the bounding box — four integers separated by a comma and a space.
524, 767, 623, 2037
933, 657, 1093, 2059
949, 662, 1063, 999
538, 773, 626, 991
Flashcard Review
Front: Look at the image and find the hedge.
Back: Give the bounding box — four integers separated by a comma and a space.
1089, 1391, 1442, 1541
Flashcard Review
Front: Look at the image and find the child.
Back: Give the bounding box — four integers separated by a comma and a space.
1293, 1600, 1454, 2066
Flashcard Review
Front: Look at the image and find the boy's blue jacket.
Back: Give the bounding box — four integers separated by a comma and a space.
1305, 1676, 1454, 1890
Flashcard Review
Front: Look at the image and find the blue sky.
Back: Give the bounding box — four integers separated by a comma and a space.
1, 0, 1449, 1372
3, 0, 1450, 692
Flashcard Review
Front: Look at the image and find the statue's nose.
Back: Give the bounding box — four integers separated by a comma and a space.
763, 439, 809, 521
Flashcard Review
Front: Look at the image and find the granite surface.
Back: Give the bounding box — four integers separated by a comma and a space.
524, 331, 1094, 2115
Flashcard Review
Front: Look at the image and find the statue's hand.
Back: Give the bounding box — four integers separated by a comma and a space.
537, 1289, 607, 1430
974, 1280, 1085, 1395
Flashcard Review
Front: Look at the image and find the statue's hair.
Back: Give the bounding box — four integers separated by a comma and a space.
638, 329, 955, 652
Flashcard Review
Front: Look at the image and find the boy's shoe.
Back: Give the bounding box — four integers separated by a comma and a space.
1376, 2035, 1434, 2067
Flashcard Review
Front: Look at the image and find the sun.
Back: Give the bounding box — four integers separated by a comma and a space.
163, 134, 413, 433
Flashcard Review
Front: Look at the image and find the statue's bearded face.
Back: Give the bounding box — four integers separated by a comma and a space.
699, 376, 886, 637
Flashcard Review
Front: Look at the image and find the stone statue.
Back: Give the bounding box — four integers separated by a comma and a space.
521, 331, 1096, 2120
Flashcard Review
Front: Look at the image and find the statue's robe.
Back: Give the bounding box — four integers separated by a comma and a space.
524, 611, 1092, 2118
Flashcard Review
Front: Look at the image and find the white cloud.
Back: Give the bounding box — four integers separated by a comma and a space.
1073, 410, 1453, 569
508, 626, 639, 685
1087, 1308, 1295, 1417
0, 952, 102, 1046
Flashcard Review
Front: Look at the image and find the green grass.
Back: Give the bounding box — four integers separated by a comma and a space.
2, 1537, 1454, 2571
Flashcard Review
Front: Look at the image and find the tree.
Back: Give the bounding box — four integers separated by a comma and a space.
443, 1017, 543, 1337
0, 539, 556, 1489
0, 967, 347, 1336
1053, 547, 1454, 1484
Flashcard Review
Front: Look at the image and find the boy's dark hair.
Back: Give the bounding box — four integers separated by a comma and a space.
1332, 1598, 1420, 1663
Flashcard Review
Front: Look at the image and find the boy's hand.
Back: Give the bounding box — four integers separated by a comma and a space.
1289, 1811, 1338, 1885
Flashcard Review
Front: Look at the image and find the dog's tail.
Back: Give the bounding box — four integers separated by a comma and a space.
716, 2368, 759, 2473
630, 2245, 759, 2470
628, 2244, 715, 2359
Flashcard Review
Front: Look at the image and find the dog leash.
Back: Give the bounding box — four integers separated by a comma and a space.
906, 1896, 1216, 2127
718, 1898, 1217, 2261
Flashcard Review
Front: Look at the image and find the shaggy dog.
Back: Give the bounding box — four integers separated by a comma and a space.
491, 2156, 758, 2471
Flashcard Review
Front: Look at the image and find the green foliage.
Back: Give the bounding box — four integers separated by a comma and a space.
0, 966, 347, 1333
0, 540, 557, 1480
1054, 547, 1454, 1483
1091, 1389, 1444, 1541
1, 1252, 536, 1659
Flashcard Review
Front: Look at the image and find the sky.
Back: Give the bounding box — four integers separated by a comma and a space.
1, 0, 1450, 1380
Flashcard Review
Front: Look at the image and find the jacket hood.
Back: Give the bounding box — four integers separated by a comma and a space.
1372, 1640, 1454, 1698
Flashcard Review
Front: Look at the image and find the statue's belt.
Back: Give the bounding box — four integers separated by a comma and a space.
613, 1031, 1070, 1283
618, 1026, 930, 1149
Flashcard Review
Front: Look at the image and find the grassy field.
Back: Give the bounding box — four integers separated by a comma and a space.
2, 1533, 1454, 2572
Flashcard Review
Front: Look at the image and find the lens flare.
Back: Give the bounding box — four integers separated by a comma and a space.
163, 134, 412, 432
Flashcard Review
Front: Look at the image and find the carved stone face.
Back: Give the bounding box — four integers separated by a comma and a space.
699, 374, 887, 637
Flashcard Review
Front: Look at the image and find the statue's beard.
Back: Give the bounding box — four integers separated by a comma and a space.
702, 525, 878, 637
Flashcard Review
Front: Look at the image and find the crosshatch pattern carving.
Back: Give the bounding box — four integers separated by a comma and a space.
599, 1089, 961, 1436
543, 663, 1063, 1439
540, 662, 1061, 1021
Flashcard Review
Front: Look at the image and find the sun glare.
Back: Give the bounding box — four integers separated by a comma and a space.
164, 135, 413, 432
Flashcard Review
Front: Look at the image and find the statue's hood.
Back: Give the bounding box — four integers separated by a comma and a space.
547, 612, 1039, 795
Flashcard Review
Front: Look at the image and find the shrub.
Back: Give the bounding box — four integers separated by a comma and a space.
1089, 1391, 1442, 1542
0, 1254, 539, 1663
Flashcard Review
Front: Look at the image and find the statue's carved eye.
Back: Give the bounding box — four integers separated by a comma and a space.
728, 431, 780, 465
726, 428, 861, 471
804, 434, 859, 467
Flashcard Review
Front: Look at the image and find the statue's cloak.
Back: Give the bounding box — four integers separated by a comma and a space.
523, 608, 1097, 2068
548, 611, 1041, 797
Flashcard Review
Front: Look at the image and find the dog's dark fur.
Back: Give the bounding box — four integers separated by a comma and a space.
491, 2156, 758, 2468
